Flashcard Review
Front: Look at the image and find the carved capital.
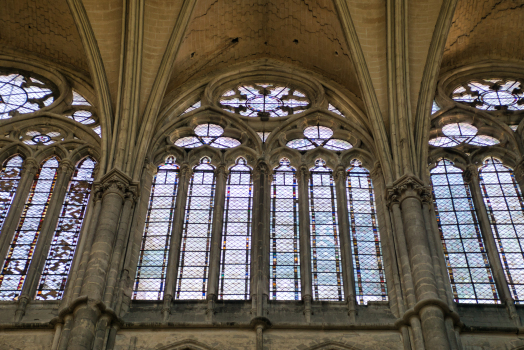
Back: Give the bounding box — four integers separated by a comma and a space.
57, 159, 75, 177
93, 168, 138, 202
179, 163, 191, 178
215, 164, 228, 180
369, 162, 382, 180
333, 165, 346, 182
462, 165, 479, 185
386, 174, 431, 207
22, 157, 39, 175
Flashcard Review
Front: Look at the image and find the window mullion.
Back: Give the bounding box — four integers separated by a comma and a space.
0, 158, 39, 263
463, 165, 517, 310
162, 164, 191, 309
333, 166, 356, 316
207, 165, 228, 307
297, 165, 312, 319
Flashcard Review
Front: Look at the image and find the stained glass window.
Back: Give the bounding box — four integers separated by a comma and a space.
0, 157, 59, 300
257, 132, 271, 143
346, 160, 387, 304
22, 130, 61, 145
0, 73, 55, 119
219, 83, 310, 117
179, 101, 201, 116
174, 123, 241, 149
71, 90, 92, 106
270, 158, 301, 300
219, 158, 253, 300
479, 158, 524, 303
429, 123, 499, 148
452, 79, 524, 111
133, 157, 179, 300
328, 103, 345, 117
309, 159, 343, 301
176, 157, 216, 300
431, 159, 499, 304
286, 126, 352, 151
0, 155, 23, 233
432, 101, 441, 114
35, 157, 96, 300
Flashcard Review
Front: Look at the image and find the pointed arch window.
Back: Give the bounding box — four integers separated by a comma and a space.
35, 157, 96, 300
431, 159, 499, 303
176, 157, 216, 300
309, 159, 343, 301
0, 156, 59, 300
346, 160, 387, 304
133, 156, 179, 300
479, 157, 524, 302
270, 158, 301, 300
0, 155, 23, 232
219, 158, 253, 300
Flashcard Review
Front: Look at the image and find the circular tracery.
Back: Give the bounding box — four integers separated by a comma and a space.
286, 126, 352, 151
452, 79, 524, 111
429, 122, 499, 148
174, 123, 241, 149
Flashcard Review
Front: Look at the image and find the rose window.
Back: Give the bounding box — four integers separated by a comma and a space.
22, 130, 61, 145
286, 126, 352, 151
219, 83, 310, 117
452, 79, 524, 111
428, 122, 499, 148
174, 123, 241, 149
0, 73, 56, 119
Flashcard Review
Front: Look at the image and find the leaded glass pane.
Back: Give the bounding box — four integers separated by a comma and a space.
133, 157, 179, 300
270, 158, 301, 300
176, 157, 215, 300
0, 155, 23, 232
0, 157, 59, 300
347, 160, 387, 305
309, 159, 343, 301
219, 158, 253, 300
35, 157, 96, 300
431, 159, 499, 304
479, 158, 524, 303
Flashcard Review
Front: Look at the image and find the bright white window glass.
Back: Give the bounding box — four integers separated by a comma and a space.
0, 73, 54, 119
431, 159, 499, 304
479, 157, 524, 303
176, 157, 216, 300
346, 160, 387, 305
0, 155, 23, 232
133, 156, 179, 300
219, 158, 253, 300
35, 157, 96, 300
0, 157, 59, 300
270, 158, 301, 300
429, 122, 499, 148
309, 159, 343, 301
174, 123, 240, 149
452, 79, 524, 111
286, 126, 352, 151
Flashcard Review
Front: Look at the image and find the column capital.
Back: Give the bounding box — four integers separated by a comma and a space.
22, 157, 39, 174
333, 165, 346, 182
93, 168, 139, 202
386, 174, 431, 207
179, 162, 191, 177
57, 159, 75, 176
462, 164, 479, 184
215, 163, 228, 180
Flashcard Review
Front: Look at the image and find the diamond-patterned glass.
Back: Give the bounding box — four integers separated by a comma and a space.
219, 158, 253, 300
479, 157, 524, 303
0, 157, 58, 300
347, 159, 387, 305
309, 159, 343, 301
133, 157, 179, 300
36, 157, 96, 300
431, 159, 499, 304
176, 157, 216, 300
270, 158, 301, 300
0, 155, 23, 233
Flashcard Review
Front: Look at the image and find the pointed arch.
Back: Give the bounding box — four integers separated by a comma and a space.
0, 155, 24, 233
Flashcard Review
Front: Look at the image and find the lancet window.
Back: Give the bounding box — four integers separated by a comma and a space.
133, 157, 179, 300
309, 159, 343, 301
0, 155, 23, 232
176, 157, 216, 300
219, 158, 253, 300
270, 158, 301, 300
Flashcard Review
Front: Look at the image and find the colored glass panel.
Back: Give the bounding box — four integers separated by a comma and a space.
219, 158, 253, 300
270, 158, 301, 300
346, 160, 387, 305
0, 155, 23, 232
176, 157, 216, 300
309, 159, 343, 301
479, 158, 524, 303
0, 157, 59, 300
133, 157, 179, 300
35, 157, 96, 300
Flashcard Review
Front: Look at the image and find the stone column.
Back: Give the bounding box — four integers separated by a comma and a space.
333, 165, 356, 319
297, 164, 312, 321
66, 169, 135, 350
162, 163, 191, 318
16, 159, 75, 320
250, 160, 270, 316
0, 157, 39, 263
388, 175, 450, 350
463, 165, 520, 324
207, 164, 227, 312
